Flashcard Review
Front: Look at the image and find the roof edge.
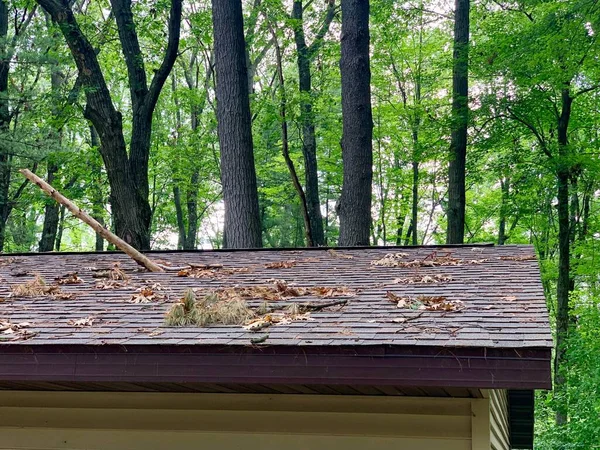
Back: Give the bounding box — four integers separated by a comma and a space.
0, 344, 552, 390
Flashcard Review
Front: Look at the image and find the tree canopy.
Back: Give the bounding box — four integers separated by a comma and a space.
1, 0, 599, 445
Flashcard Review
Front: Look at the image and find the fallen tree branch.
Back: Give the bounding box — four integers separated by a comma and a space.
20, 169, 164, 273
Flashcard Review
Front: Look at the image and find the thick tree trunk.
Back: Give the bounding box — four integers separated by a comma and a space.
38, 0, 181, 250
89, 125, 105, 251
337, 0, 373, 246
291, 0, 334, 247
446, 0, 470, 244
211, 0, 262, 248
554, 88, 573, 427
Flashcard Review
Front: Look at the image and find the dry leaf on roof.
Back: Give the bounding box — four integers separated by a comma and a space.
92, 263, 129, 281
177, 265, 250, 279
498, 255, 536, 261
243, 310, 313, 331
371, 253, 409, 266
148, 329, 164, 337
417, 296, 464, 311
130, 286, 164, 304
327, 249, 353, 259
95, 280, 127, 290
502, 296, 517, 301
264, 260, 297, 269
67, 317, 95, 327
10, 275, 72, 299
387, 292, 464, 312
0, 320, 31, 332
0, 320, 36, 341
55, 272, 83, 285
393, 274, 453, 284
210, 280, 357, 303
311, 286, 357, 298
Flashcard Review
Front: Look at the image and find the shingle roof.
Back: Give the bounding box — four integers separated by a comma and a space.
0, 244, 552, 349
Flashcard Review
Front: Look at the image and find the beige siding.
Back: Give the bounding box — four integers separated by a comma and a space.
489, 390, 510, 450
0, 391, 473, 450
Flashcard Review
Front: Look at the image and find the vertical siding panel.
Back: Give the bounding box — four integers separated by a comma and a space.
489, 390, 510, 450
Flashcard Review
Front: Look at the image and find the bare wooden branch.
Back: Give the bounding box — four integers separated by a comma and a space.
19, 169, 164, 273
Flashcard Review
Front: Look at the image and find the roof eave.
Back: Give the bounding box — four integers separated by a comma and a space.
0, 344, 552, 390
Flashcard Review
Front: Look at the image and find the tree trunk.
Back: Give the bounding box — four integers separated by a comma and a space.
55, 205, 66, 251
211, 0, 262, 248
39, 162, 60, 251
337, 0, 373, 246
446, 0, 470, 244
184, 171, 199, 249
554, 88, 573, 427
290, 0, 335, 247
89, 125, 105, 251
38, 0, 182, 250
272, 27, 314, 247
498, 177, 509, 245
0, 1, 10, 251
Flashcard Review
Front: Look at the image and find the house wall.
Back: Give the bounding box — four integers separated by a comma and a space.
0, 390, 495, 450
489, 390, 511, 450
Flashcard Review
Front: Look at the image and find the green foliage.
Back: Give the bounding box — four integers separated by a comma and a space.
1, 0, 599, 446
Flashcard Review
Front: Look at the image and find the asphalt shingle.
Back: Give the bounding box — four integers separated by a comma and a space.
0, 245, 553, 349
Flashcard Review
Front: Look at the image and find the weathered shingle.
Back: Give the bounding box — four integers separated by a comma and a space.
0, 245, 553, 349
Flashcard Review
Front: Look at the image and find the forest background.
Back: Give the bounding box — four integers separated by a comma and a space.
1, 0, 599, 446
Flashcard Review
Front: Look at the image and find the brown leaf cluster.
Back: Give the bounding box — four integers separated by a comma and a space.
393, 274, 453, 284
264, 260, 297, 269
243, 310, 313, 332
55, 272, 83, 285
498, 255, 536, 261
0, 320, 36, 341
177, 265, 250, 279
130, 286, 165, 304
371, 253, 409, 266
210, 280, 357, 302
95, 280, 127, 290
327, 249, 354, 259
67, 317, 95, 327
11, 275, 75, 299
92, 263, 129, 281
386, 292, 464, 312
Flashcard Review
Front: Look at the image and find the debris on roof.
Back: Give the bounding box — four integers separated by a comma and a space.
0, 245, 553, 349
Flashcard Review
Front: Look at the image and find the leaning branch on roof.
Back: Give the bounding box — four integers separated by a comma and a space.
19, 169, 164, 273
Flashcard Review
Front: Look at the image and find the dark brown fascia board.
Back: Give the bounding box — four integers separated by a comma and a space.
0, 344, 552, 390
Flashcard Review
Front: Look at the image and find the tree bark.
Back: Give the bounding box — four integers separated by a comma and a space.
0, 0, 10, 252
498, 177, 509, 245
271, 26, 314, 247
211, 0, 262, 248
290, 1, 335, 247
554, 88, 573, 427
38, 0, 182, 250
39, 162, 60, 251
446, 0, 470, 244
337, 0, 373, 246
89, 125, 105, 251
